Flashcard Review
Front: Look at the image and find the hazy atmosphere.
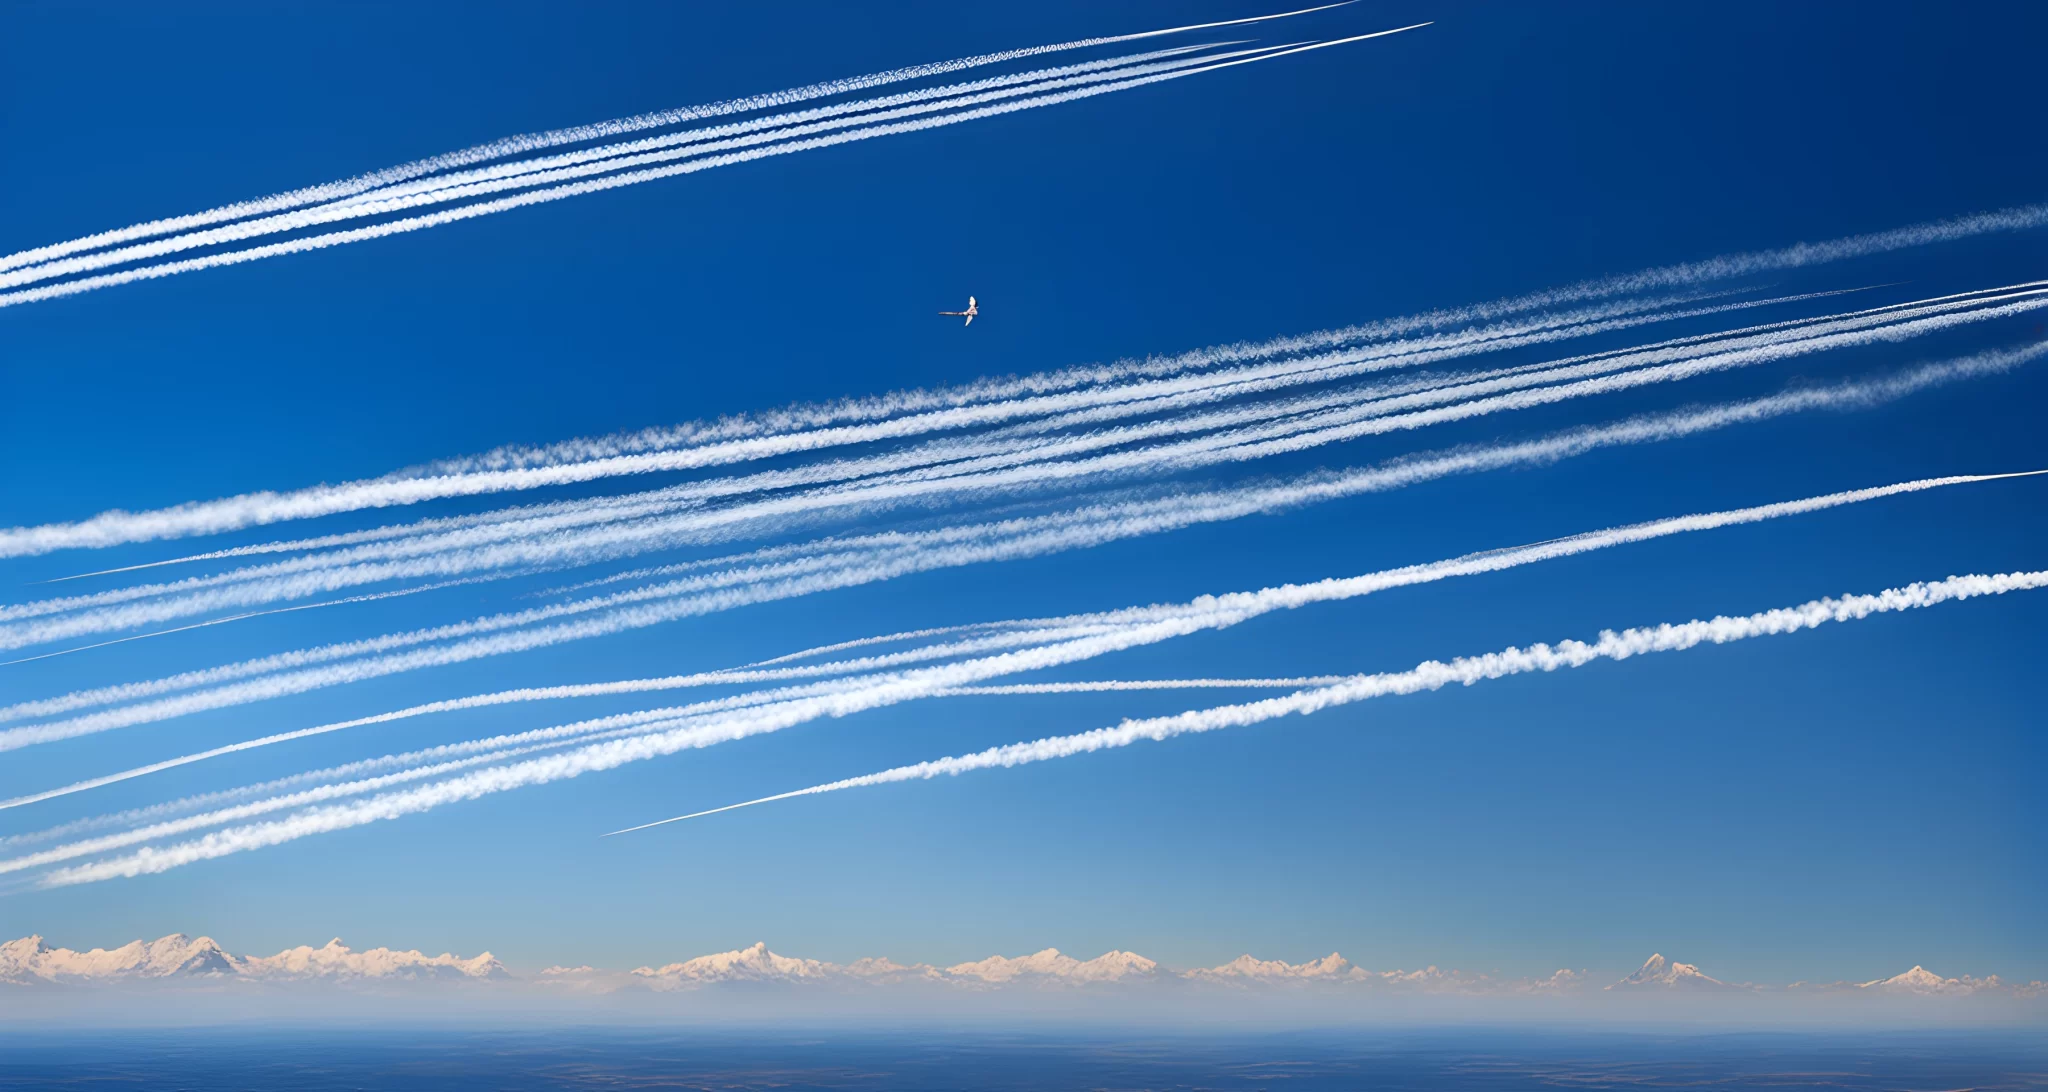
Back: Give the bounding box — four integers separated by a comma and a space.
2, 4, 2043, 1084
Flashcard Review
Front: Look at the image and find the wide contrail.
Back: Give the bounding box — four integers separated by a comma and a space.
6, 283, 2036, 654
2, 346, 2033, 750
607, 567, 2048, 834
32, 562, 2048, 883
6, 466, 2038, 819
0, 3, 1360, 277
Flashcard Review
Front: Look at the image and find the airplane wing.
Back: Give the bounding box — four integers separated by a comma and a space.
963, 313, 973, 326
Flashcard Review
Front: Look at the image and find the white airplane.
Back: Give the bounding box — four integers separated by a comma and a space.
939, 296, 978, 326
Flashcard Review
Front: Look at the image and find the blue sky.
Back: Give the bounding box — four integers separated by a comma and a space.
0, 1, 2043, 986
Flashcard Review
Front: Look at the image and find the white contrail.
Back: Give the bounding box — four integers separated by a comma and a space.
0, 293, 1715, 617
609, 567, 2048, 833
0, 250, 1976, 562
0, 3, 1358, 275
0, 287, 1921, 646
0, 29, 1426, 311
246, 285, 2038, 577
36, 563, 2048, 884
0, 45, 1268, 291
0, 580, 469, 668
0, 621, 1126, 815
7, 465, 2038, 810
1499, 205, 2048, 316
1, 675, 1351, 849
9, 283, 2030, 655
0, 719, 705, 876
16, 292, 1703, 573
8, 335, 2037, 741
11, 287, 1760, 584
12, 306, 2032, 649
5, 277, 2021, 577
1, 346, 2031, 748
4, 660, 1024, 869
311, 44, 1235, 214
937, 678, 1355, 694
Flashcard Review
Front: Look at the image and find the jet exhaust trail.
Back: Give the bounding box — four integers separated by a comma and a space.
0, 45, 1267, 292
0, 3, 1360, 276
27, 562, 2046, 883
0, 24, 1425, 311
3, 282, 2038, 656
5, 467, 2038, 870
1, 200, 2039, 559
4, 16, 2039, 907
607, 567, 2048, 834
2, 344, 2034, 752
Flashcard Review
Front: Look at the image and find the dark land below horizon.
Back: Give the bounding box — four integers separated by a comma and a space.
2, 1026, 2042, 1090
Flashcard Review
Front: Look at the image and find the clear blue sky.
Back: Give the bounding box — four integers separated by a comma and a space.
0, 1, 2043, 985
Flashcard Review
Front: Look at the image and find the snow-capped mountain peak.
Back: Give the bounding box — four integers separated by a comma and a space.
0, 933, 238, 984
945, 948, 1159, 984
1186, 952, 1356, 981
0, 933, 503, 985
633, 941, 835, 986
240, 938, 507, 980
1607, 953, 1731, 990
1859, 965, 1989, 995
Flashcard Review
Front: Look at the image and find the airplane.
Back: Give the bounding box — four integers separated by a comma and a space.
939, 296, 978, 326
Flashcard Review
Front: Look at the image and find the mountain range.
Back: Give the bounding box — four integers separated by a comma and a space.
1, 934, 506, 986
3, 934, 2038, 1001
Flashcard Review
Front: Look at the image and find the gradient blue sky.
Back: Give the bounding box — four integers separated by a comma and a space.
1, 1, 2044, 984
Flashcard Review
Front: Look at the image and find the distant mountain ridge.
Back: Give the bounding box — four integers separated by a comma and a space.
0, 934, 505, 985
1607, 952, 1747, 991
4, 934, 2038, 1002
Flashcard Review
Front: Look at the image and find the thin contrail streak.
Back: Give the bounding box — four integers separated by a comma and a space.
0, 347, 2031, 749
0, 29, 1426, 311
0, 677, 1350, 847
940, 678, 1462, 694
607, 567, 2048, 834
3, 655, 1172, 864
6, 467, 2037, 811
0, 3, 1357, 275
37, 563, 2048, 882
7, 283, 2030, 655
0, 581, 464, 667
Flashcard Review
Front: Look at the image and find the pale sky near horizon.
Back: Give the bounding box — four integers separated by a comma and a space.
0, 0, 2043, 986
